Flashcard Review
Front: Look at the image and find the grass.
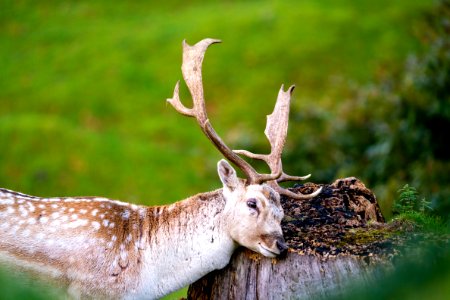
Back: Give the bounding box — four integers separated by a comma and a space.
0, 0, 432, 203
0, 0, 435, 298
393, 211, 449, 234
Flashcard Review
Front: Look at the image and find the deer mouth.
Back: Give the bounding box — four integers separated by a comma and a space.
258, 243, 279, 258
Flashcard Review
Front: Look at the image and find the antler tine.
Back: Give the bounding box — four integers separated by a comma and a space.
273, 182, 323, 200
234, 85, 322, 199
234, 85, 295, 172
167, 38, 280, 184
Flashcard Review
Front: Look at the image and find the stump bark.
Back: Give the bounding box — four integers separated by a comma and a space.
188, 177, 402, 299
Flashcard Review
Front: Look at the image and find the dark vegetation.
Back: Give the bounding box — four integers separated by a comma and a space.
1, 0, 448, 299
282, 0, 450, 221
282, 178, 388, 258
282, 178, 447, 260
329, 185, 450, 300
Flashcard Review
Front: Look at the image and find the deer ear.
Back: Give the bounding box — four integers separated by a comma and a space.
218, 159, 240, 192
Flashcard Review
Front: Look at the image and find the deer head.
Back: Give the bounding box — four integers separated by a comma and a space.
167, 38, 322, 257
217, 159, 286, 257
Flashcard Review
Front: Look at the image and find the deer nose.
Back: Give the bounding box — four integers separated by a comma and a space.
276, 237, 288, 256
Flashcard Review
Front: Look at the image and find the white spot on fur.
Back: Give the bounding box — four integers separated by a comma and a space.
102, 219, 109, 227
91, 209, 98, 216
51, 212, 60, 219
40, 216, 49, 224
50, 219, 61, 227
109, 222, 115, 229
79, 209, 87, 214
51, 204, 58, 209
122, 210, 130, 220
126, 234, 132, 243
92, 221, 101, 230
6, 206, 15, 214
19, 206, 28, 217
71, 214, 78, 220
10, 225, 20, 234
120, 249, 128, 261
26, 202, 35, 212
38, 204, 45, 209
69, 208, 75, 213
66, 219, 88, 229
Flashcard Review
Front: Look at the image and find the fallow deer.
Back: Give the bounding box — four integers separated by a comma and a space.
0, 38, 321, 299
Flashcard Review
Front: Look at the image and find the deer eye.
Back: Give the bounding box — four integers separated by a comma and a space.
246, 198, 258, 210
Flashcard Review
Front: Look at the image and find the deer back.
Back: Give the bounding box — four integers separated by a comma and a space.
0, 188, 150, 295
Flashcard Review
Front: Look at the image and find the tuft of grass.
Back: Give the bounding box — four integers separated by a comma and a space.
391, 183, 447, 233
393, 211, 448, 234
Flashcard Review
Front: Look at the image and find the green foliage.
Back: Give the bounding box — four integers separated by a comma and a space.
0, 269, 64, 300
394, 184, 432, 214
394, 211, 447, 234
332, 243, 450, 300
329, 0, 450, 219
392, 184, 446, 233
0, 0, 433, 205
394, 184, 418, 214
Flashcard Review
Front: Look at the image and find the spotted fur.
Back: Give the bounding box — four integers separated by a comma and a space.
0, 160, 286, 298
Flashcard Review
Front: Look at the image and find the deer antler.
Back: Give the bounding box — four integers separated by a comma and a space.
167, 39, 278, 184
234, 85, 322, 199
167, 38, 321, 199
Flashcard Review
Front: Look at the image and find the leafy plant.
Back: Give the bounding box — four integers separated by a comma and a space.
394, 184, 432, 214
392, 184, 447, 234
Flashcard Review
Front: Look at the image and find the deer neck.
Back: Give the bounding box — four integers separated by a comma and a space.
136, 189, 236, 298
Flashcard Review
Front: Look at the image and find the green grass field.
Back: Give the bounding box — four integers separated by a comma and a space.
0, 0, 436, 298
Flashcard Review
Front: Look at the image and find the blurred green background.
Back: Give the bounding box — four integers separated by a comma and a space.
1, 0, 448, 299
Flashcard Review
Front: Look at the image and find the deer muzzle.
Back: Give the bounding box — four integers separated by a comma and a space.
259, 233, 288, 257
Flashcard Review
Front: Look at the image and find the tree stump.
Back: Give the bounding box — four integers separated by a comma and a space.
188, 177, 404, 299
